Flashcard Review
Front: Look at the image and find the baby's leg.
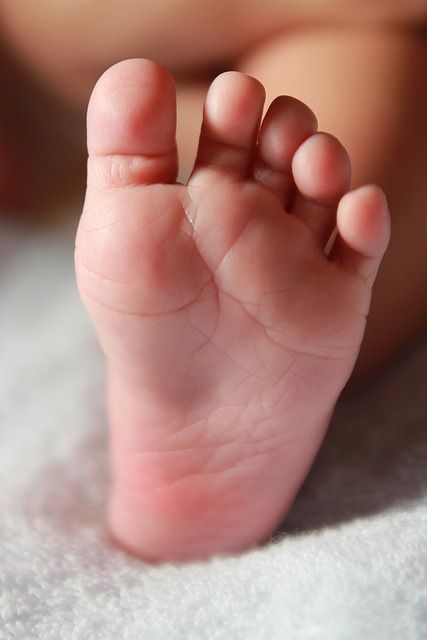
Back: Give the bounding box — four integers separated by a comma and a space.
240, 27, 427, 379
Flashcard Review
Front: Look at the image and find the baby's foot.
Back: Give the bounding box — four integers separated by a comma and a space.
75, 59, 390, 562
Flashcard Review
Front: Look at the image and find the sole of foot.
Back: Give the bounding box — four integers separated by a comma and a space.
75, 59, 390, 562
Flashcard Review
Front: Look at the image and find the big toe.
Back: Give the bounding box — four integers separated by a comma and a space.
87, 58, 178, 188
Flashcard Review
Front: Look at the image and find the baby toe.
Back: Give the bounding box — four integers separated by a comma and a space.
291, 132, 351, 248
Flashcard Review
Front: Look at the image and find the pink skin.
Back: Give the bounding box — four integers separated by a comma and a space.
75, 59, 390, 562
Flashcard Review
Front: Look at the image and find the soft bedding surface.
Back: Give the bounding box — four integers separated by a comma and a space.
0, 218, 426, 639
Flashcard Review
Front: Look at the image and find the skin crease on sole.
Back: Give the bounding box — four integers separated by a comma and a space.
75, 59, 390, 562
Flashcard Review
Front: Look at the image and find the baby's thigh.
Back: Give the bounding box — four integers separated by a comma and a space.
0, 0, 268, 102
1, 0, 424, 104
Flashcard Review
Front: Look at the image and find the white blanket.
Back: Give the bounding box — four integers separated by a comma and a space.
1, 217, 426, 639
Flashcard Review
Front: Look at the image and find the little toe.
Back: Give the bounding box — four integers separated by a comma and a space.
87, 58, 178, 189
189, 72, 265, 186
331, 185, 391, 288
252, 96, 317, 204
291, 133, 351, 247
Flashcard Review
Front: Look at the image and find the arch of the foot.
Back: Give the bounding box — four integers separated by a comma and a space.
86, 58, 178, 187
